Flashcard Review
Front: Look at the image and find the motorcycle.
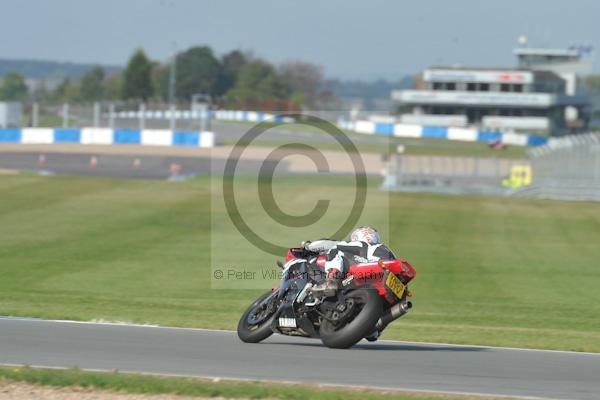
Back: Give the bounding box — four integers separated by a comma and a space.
237, 240, 416, 349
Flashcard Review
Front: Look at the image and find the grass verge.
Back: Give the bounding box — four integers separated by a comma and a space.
0, 366, 506, 399
215, 120, 528, 158
0, 174, 599, 351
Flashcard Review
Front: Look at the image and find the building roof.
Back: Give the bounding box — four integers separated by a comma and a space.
428, 66, 530, 72
427, 66, 564, 82
514, 47, 580, 57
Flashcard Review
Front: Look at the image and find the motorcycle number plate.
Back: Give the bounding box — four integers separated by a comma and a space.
278, 317, 297, 328
385, 272, 406, 299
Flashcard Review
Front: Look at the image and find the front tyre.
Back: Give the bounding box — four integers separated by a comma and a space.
319, 286, 382, 349
237, 290, 277, 343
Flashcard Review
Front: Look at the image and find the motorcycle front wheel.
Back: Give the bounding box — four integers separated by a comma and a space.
237, 290, 277, 343
319, 286, 382, 349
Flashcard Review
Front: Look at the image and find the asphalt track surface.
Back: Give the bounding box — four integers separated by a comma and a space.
1, 319, 599, 399
0, 151, 280, 180
0, 118, 388, 180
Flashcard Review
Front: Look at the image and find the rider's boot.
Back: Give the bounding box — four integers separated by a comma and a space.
365, 330, 380, 342
311, 269, 341, 297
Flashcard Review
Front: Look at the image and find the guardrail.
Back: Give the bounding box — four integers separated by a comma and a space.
338, 120, 549, 147
113, 109, 294, 123
45, 108, 549, 148
211, 111, 548, 147
0, 128, 215, 148
523, 132, 600, 201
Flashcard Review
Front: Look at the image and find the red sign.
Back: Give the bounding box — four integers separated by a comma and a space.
497, 73, 524, 82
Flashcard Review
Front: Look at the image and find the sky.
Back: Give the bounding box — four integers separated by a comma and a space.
2, 0, 599, 80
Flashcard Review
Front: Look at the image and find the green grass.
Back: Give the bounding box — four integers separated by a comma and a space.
217, 119, 345, 135
21, 114, 77, 128
400, 138, 527, 158
218, 138, 398, 155
216, 120, 528, 158
217, 138, 527, 158
0, 174, 599, 351
0, 366, 503, 399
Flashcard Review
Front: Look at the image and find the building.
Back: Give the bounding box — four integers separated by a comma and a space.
515, 43, 593, 95
392, 41, 592, 136
0, 102, 22, 128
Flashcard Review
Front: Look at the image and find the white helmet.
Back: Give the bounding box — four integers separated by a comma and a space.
350, 226, 380, 245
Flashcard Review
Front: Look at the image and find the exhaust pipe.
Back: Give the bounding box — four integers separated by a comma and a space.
376, 301, 412, 331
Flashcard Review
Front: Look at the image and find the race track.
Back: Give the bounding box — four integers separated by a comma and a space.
1, 318, 599, 399
0, 151, 271, 180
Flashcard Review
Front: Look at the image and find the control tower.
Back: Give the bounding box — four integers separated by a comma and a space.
514, 36, 593, 95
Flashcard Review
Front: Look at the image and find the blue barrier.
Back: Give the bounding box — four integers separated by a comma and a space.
527, 135, 549, 146
113, 129, 141, 144
0, 128, 21, 143
422, 126, 448, 139
477, 131, 502, 142
374, 123, 394, 135
0, 128, 213, 148
173, 131, 200, 146
53, 129, 81, 143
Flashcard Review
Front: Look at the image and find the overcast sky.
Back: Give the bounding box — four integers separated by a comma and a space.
2, 0, 598, 79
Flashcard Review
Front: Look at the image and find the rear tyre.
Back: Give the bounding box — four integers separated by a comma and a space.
237, 291, 277, 343
319, 286, 383, 349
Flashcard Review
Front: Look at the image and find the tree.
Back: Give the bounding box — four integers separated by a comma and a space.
79, 66, 105, 101
586, 75, 600, 92
151, 62, 170, 101
279, 61, 323, 107
49, 77, 79, 102
175, 46, 221, 100
103, 74, 122, 101
31, 78, 49, 102
226, 59, 289, 108
0, 72, 28, 101
214, 50, 247, 96
121, 49, 153, 101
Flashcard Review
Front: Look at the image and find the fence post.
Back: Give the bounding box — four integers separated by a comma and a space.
169, 104, 176, 131
32, 102, 39, 127
62, 103, 69, 128
109, 103, 115, 129
139, 103, 146, 130
93, 102, 100, 127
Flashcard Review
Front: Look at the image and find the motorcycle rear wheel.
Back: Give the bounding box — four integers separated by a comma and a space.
319, 286, 382, 349
237, 290, 277, 343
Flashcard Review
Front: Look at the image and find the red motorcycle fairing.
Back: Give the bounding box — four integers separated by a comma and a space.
285, 247, 416, 304
237, 245, 416, 347
347, 259, 415, 303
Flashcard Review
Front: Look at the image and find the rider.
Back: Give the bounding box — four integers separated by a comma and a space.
309, 225, 396, 297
